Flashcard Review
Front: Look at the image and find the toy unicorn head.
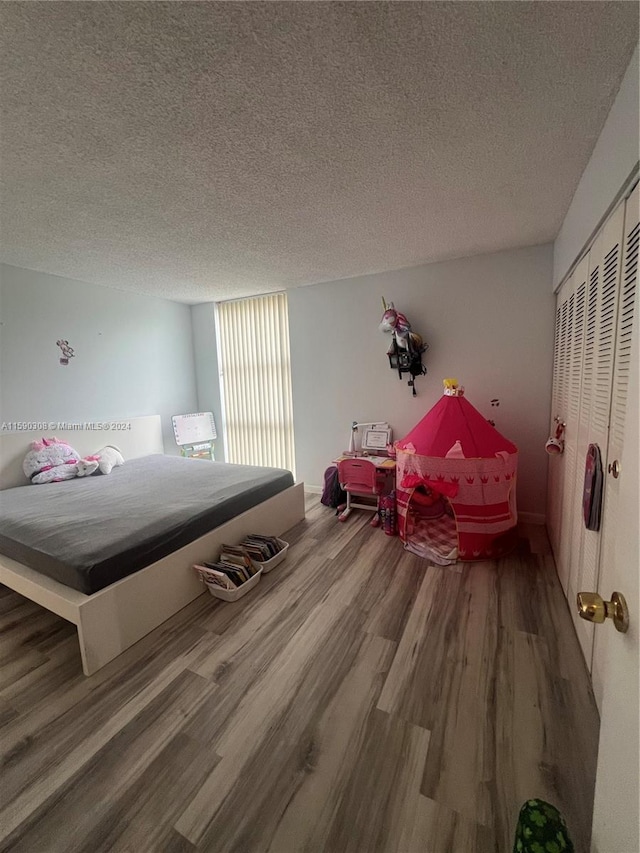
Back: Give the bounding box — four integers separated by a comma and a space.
22, 437, 99, 484
379, 301, 410, 335
379, 298, 425, 353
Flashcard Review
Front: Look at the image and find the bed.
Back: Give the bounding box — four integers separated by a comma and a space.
0, 416, 305, 675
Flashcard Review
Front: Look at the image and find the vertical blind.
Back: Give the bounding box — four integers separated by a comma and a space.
217, 292, 295, 476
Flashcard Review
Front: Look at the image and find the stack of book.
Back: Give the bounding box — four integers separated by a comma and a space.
240, 534, 284, 564
196, 544, 259, 590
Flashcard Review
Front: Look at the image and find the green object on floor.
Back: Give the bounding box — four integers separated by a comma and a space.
513, 799, 574, 853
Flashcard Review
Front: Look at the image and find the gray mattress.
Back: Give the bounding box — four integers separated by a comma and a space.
0, 454, 294, 594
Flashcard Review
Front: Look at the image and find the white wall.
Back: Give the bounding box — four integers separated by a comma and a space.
288, 244, 555, 517
190, 303, 224, 460
553, 45, 639, 289
0, 264, 198, 452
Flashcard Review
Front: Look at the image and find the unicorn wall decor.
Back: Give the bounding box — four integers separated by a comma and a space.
379, 298, 428, 396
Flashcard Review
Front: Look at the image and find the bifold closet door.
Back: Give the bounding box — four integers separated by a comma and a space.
568, 199, 626, 666
547, 256, 588, 594
546, 296, 562, 557
561, 257, 588, 597
547, 302, 562, 557
591, 184, 639, 707
547, 281, 571, 567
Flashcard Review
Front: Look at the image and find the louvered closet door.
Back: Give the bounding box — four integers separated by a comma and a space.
591, 185, 639, 707
547, 280, 572, 563
569, 199, 626, 666
561, 257, 588, 597
546, 304, 563, 554
556, 275, 579, 591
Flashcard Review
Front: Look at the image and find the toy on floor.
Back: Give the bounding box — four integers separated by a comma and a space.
513, 799, 574, 853
23, 438, 99, 484
380, 491, 398, 535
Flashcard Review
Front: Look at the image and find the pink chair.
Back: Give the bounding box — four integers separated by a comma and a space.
337, 458, 383, 525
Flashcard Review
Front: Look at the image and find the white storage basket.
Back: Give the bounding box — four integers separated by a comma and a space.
194, 561, 263, 601
249, 538, 289, 573
204, 567, 262, 601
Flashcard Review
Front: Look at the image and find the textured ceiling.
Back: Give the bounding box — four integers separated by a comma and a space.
1, 2, 638, 304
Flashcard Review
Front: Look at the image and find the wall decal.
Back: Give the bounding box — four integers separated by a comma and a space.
56, 339, 75, 366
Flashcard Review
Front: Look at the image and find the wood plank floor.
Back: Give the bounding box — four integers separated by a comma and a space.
0, 495, 599, 853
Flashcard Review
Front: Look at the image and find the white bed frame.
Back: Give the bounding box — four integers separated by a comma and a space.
0, 417, 305, 675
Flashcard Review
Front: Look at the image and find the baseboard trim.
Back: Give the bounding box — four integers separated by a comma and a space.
520, 512, 546, 525
305, 485, 322, 495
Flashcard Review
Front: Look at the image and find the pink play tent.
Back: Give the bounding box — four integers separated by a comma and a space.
395, 385, 518, 563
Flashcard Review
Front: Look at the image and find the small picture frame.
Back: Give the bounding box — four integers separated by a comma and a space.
362, 427, 392, 450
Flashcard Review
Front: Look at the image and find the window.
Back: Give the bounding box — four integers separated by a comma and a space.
216, 292, 295, 476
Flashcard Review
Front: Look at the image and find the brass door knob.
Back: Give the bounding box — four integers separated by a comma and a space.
577, 591, 629, 633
